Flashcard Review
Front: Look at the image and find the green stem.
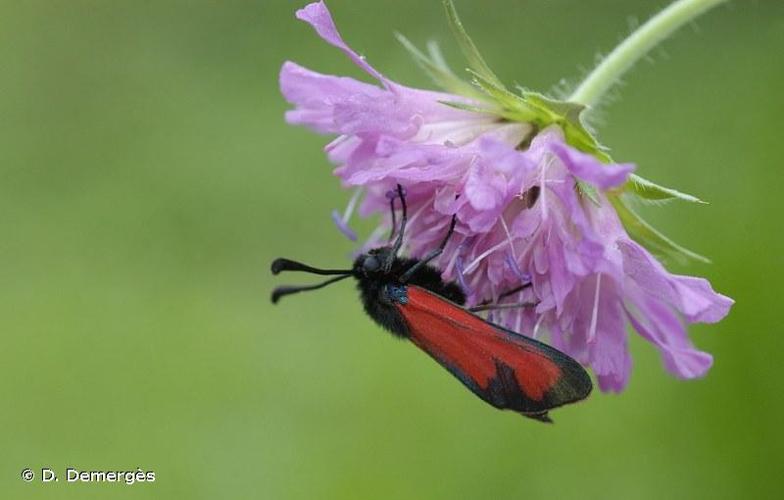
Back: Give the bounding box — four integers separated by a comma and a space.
569, 0, 728, 108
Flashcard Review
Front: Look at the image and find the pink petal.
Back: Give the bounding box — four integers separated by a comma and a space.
280, 62, 385, 134
619, 240, 733, 324
626, 300, 713, 379
671, 276, 734, 324
295, 2, 386, 83
551, 142, 635, 189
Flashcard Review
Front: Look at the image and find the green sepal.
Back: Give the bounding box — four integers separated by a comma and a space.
438, 100, 497, 115
443, 0, 505, 90
520, 90, 611, 162
394, 34, 481, 99
576, 180, 601, 206
625, 173, 707, 204
610, 194, 710, 264
467, 70, 538, 122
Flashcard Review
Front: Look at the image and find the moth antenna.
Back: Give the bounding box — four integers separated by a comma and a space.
271, 274, 352, 304
271, 258, 352, 276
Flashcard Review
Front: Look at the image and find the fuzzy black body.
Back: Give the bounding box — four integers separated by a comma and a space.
353, 248, 464, 338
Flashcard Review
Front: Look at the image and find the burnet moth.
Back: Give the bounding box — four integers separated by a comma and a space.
271, 185, 592, 422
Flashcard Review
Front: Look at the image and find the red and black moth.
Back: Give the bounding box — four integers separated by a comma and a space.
271, 185, 592, 422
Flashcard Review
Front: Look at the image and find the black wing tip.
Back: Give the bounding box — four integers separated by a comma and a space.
580, 372, 594, 399
567, 361, 594, 401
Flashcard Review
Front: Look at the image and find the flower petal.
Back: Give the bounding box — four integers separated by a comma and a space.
465, 161, 505, 210
619, 239, 733, 324
551, 142, 635, 189
557, 275, 631, 392
280, 62, 386, 134
670, 275, 734, 324
340, 138, 470, 185
296, 1, 386, 83
588, 282, 631, 392
280, 67, 493, 142
626, 300, 713, 379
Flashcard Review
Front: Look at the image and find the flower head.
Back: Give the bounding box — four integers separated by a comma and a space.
280, 1, 733, 392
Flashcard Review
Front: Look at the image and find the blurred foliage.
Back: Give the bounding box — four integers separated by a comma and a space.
0, 1, 782, 499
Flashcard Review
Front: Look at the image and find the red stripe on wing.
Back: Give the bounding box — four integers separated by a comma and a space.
399, 286, 562, 402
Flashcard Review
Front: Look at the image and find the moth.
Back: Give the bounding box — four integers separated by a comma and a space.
271, 185, 592, 422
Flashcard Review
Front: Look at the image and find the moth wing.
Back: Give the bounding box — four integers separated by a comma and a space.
397, 286, 592, 419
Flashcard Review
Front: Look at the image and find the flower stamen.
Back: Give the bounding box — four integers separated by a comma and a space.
587, 274, 603, 343
455, 254, 473, 296
532, 312, 546, 339
463, 239, 508, 274
330, 187, 364, 241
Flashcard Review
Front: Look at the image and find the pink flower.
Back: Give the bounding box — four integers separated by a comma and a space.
279, 1, 733, 392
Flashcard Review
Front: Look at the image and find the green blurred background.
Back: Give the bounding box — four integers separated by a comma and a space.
1, 1, 782, 498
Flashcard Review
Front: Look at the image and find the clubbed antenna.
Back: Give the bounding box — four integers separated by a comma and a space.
271, 258, 352, 276
271, 274, 352, 304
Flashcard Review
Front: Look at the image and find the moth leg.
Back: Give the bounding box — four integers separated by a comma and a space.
387, 191, 397, 243
498, 282, 532, 300
399, 214, 457, 283
384, 184, 407, 271
471, 282, 533, 310
468, 302, 537, 313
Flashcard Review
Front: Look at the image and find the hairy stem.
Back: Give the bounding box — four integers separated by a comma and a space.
570, 0, 729, 108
